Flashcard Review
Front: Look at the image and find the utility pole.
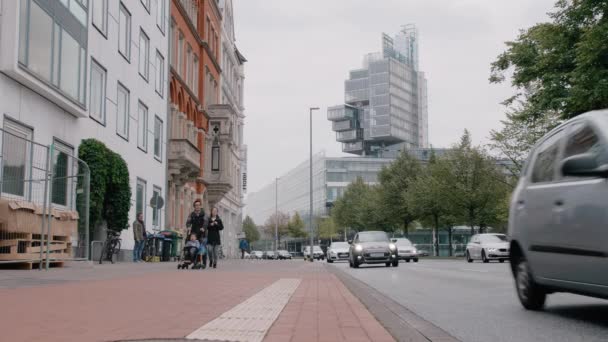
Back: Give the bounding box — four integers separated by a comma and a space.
275, 177, 279, 254
309, 107, 319, 262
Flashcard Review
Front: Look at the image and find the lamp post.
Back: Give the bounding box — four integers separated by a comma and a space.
275, 177, 279, 255
309, 107, 320, 262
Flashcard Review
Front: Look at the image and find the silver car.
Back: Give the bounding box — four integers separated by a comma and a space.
394, 238, 419, 262
465, 234, 509, 263
251, 251, 264, 259
348, 231, 398, 268
509, 109, 608, 310
327, 241, 350, 263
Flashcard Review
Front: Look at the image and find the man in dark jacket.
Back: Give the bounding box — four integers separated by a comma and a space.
132, 213, 145, 262
186, 199, 208, 267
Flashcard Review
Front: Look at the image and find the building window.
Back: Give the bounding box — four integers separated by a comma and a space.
155, 51, 165, 97
156, 0, 166, 33
117, 83, 130, 139
186, 44, 192, 89
177, 31, 184, 76
118, 3, 131, 61
18, 0, 87, 105
154, 116, 163, 160
152, 186, 161, 227
141, 0, 150, 13
51, 140, 74, 207
169, 18, 176, 67
1, 119, 33, 198
136, 178, 147, 223
139, 29, 150, 81
138, 101, 148, 152
212, 137, 220, 171
90, 60, 106, 124
193, 55, 199, 95
92, 0, 108, 36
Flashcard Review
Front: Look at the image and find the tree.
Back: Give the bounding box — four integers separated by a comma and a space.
242, 216, 260, 243
332, 177, 392, 233
287, 212, 308, 238
377, 151, 422, 235
264, 211, 290, 244
490, 0, 608, 121
318, 216, 340, 241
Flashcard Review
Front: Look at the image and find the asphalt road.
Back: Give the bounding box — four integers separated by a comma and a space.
330, 259, 608, 342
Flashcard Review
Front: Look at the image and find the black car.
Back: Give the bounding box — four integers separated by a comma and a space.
277, 250, 292, 260
349, 231, 398, 268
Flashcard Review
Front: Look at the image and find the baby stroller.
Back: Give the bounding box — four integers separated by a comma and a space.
177, 235, 207, 270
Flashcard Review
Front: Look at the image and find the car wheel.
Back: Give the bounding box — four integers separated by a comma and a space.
385, 262, 391, 267
413, 258, 419, 262
406, 258, 410, 263
482, 250, 489, 263
327, 259, 333, 263
466, 251, 473, 263
500, 259, 505, 263
392, 260, 399, 267
353, 260, 360, 268
515, 257, 546, 310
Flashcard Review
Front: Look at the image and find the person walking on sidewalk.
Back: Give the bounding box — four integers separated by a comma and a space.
239, 239, 249, 259
207, 207, 224, 268
186, 199, 208, 267
132, 213, 145, 262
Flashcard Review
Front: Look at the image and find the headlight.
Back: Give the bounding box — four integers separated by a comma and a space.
330, 251, 337, 255
487, 248, 497, 252
355, 244, 363, 252
412, 249, 417, 254
389, 243, 396, 250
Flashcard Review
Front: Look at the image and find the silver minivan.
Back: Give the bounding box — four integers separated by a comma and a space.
509, 109, 608, 310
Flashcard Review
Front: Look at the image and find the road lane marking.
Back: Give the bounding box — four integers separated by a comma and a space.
186, 278, 301, 342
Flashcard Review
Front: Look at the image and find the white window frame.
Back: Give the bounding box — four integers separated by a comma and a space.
117, 82, 130, 140
177, 31, 184, 76
138, 101, 149, 152
51, 139, 75, 208
154, 116, 162, 161
193, 55, 199, 95
139, 29, 150, 81
186, 44, 192, 89
141, 0, 150, 13
136, 178, 147, 225
118, 2, 131, 61
92, 0, 108, 36
152, 185, 161, 227
156, 0, 166, 34
89, 59, 106, 124
155, 50, 164, 97
1, 118, 34, 199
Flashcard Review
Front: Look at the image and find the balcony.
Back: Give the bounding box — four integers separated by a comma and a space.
327, 105, 357, 122
342, 141, 364, 153
168, 108, 201, 185
336, 129, 361, 142
332, 119, 353, 132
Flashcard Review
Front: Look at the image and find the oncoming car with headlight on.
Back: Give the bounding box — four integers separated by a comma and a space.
348, 231, 398, 268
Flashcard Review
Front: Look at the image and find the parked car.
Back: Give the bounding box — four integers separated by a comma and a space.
251, 251, 264, 259
277, 250, 292, 260
263, 251, 276, 260
394, 238, 419, 262
303, 246, 325, 260
349, 231, 398, 268
509, 109, 608, 310
327, 241, 350, 263
465, 234, 509, 263
415, 247, 430, 257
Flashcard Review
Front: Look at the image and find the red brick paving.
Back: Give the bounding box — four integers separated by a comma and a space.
0, 260, 395, 342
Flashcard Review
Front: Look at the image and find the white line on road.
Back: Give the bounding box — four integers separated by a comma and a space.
186, 278, 301, 342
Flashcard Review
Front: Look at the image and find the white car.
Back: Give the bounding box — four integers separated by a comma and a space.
250, 251, 264, 259
327, 242, 350, 263
466, 234, 509, 263
303, 246, 325, 260
394, 238, 419, 262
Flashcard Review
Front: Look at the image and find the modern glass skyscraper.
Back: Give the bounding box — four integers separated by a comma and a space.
328, 25, 428, 156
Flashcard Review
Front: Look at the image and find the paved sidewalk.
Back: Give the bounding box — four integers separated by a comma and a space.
0, 260, 395, 342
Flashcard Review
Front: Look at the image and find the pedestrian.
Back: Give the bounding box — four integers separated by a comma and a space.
239, 239, 249, 259
186, 199, 208, 267
132, 212, 145, 262
207, 207, 224, 268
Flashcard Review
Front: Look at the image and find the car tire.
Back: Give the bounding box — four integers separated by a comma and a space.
353, 260, 360, 268
405, 259, 410, 263
482, 250, 489, 263
466, 251, 473, 263
514, 257, 546, 310
392, 260, 399, 267
413, 258, 419, 262
500, 259, 505, 263
327, 259, 333, 263
385, 262, 391, 267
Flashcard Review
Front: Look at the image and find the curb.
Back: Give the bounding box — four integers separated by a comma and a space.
327, 264, 461, 342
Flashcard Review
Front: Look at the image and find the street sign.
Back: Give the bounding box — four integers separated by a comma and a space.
150, 194, 164, 209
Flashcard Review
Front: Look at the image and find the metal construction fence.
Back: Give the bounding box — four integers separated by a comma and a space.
0, 127, 90, 270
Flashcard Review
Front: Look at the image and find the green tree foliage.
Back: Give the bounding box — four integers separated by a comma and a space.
264, 211, 290, 243
490, 0, 608, 120
287, 212, 308, 238
242, 216, 260, 243
332, 177, 392, 233
377, 151, 422, 234
77, 139, 131, 236
318, 216, 340, 240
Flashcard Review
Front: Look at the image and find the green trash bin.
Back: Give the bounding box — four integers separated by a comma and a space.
160, 230, 182, 259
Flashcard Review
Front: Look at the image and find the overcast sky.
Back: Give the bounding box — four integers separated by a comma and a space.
234, 0, 557, 194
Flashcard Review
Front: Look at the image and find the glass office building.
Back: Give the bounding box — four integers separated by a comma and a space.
328, 25, 429, 156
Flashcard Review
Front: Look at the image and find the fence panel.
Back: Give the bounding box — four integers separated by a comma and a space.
0, 128, 89, 270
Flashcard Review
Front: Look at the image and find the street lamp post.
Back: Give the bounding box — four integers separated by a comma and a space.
309, 107, 320, 262
275, 177, 279, 255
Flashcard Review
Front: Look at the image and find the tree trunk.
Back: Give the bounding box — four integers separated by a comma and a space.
434, 214, 440, 257
469, 209, 475, 236
404, 219, 409, 237
448, 226, 453, 257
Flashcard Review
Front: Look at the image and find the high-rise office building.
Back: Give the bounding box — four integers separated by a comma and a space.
328, 25, 428, 156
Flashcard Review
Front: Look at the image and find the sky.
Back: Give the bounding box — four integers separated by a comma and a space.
233, 0, 557, 194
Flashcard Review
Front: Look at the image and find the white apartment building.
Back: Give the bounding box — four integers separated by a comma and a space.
0, 0, 169, 254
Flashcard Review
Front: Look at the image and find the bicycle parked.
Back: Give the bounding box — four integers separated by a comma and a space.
99, 230, 122, 264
